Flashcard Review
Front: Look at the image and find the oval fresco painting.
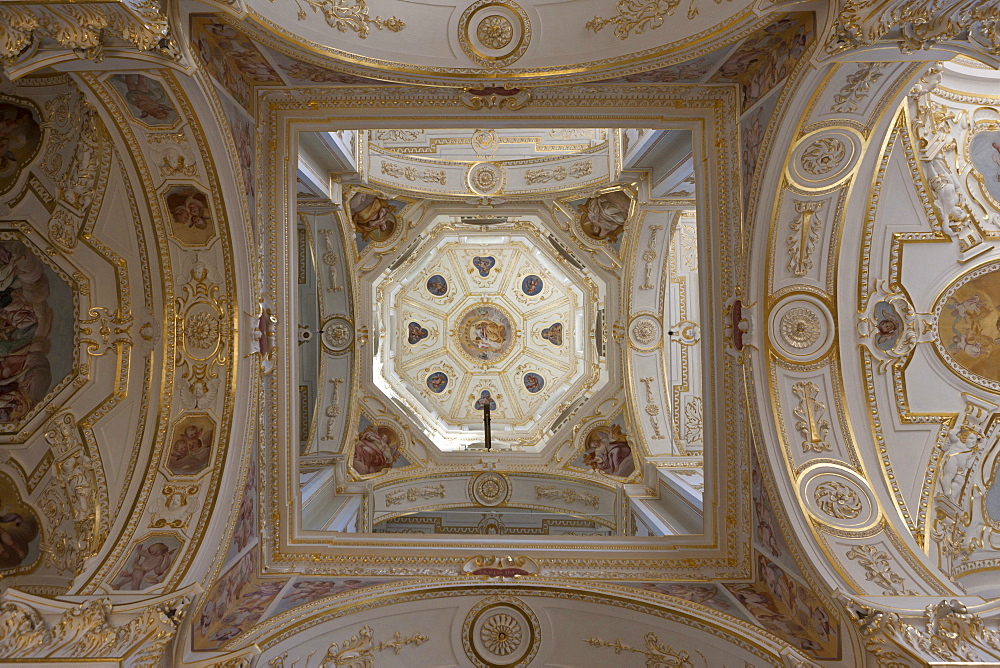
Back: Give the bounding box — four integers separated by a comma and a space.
426, 371, 448, 393
456, 304, 515, 363
426, 274, 448, 296
872, 300, 903, 352
521, 274, 543, 296
934, 261, 1000, 390
523, 372, 544, 393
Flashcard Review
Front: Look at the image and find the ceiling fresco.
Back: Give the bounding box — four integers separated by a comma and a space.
3, 1, 1000, 666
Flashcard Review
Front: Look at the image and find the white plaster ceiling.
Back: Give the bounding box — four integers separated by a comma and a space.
373, 224, 605, 451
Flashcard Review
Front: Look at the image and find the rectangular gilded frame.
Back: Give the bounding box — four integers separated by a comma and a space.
261, 84, 751, 580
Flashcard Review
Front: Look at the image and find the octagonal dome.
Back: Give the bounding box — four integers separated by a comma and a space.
372, 223, 605, 451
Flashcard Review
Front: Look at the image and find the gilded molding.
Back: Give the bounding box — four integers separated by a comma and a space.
0, 591, 190, 662
825, 1, 1000, 59
0, 0, 175, 67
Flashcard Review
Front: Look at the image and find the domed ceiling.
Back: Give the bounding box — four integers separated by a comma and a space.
373, 224, 605, 451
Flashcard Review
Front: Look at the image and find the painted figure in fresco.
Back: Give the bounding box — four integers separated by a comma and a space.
474, 390, 496, 411
0, 103, 41, 185
170, 424, 212, 474
348, 191, 396, 242
472, 256, 495, 277
523, 373, 543, 393
114, 541, 176, 590
283, 579, 367, 604
426, 372, 448, 393
352, 424, 400, 475
0, 504, 38, 569
0, 242, 53, 423
521, 275, 543, 296
407, 321, 428, 344
579, 190, 631, 241
471, 317, 507, 352
426, 274, 448, 296
117, 75, 174, 121
872, 301, 903, 350
583, 424, 634, 477
165, 187, 213, 232
992, 141, 1000, 170
541, 322, 563, 346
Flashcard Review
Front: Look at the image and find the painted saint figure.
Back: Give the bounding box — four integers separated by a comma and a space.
426, 372, 448, 393
114, 541, 176, 590
407, 321, 428, 344
521, 275, 543, 296
541, 322, 563, 346
348, 191, 397, 242
583, 424, 634, 477
474, 390, 496, 411
352, 424, 401, 475
523, 373, 544, 393
472, 256, 495, 277
426, 274, 448, 296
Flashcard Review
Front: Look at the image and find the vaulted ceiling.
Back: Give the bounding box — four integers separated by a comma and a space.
0, 1, 1000, 666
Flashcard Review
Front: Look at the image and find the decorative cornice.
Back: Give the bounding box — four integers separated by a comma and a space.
0, 589, 191, 662
0, 0, 176, 70
825, 1, 1000, 60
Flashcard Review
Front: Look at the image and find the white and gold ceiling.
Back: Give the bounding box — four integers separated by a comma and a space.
1, 0, 1000, 666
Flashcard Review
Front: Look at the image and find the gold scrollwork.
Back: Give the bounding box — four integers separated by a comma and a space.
289, 0, 405, 38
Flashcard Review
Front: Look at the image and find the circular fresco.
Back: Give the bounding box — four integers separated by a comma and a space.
456, 304, 516, 364
933, 260, 1000, 391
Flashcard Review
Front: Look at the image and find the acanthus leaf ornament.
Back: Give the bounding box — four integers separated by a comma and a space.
845, 544, 914, 595
786, 200, 824, 277
321, 625, 427, 666
792, 381, 832, 453
586, 0, 732, 39
0, 0, 178, 71
290, 0, 405, 38
534, 484, 599, 509
585, 631, 696, 667
384, 484, 446, 506
825, 1, 1000, 61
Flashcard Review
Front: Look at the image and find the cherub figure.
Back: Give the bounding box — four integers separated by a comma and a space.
114, 541, 175, 590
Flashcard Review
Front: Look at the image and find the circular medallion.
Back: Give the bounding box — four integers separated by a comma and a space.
629, 315, 661, 349
469, 471, 511, 507
462, 595, 540, 668
779, 307, 820, 349
933, 260, 1000, 391
787, 127, 863, 190
455, 303, 517, 364
321, 315, 353, 353
768, 295, 834, 363
458, 0, 531, 68
800, 465, 879, 530
468, 162, 504, 195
